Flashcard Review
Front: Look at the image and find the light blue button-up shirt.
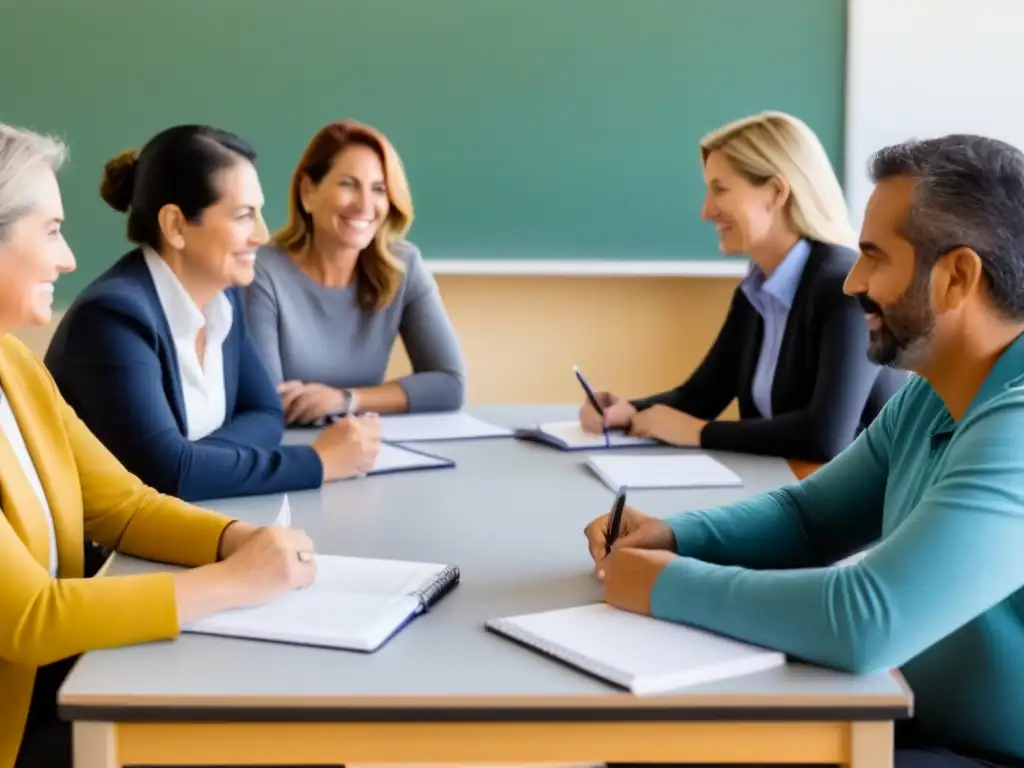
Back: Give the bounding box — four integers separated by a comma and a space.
738, 239, 812, 418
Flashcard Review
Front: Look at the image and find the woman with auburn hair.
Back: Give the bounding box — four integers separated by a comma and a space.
579, 111, 907, 462
245, 120, 466, 424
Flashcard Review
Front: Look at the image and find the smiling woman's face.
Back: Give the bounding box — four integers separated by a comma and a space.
0, 165, 75, 331
300, 144, 391, 252
700, 149, 784, 256
166, 159, 269, 289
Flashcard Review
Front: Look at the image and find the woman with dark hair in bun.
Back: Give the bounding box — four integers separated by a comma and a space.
45, 125, 381, 501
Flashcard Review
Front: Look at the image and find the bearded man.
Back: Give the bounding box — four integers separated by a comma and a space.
588, 134, 1024, 768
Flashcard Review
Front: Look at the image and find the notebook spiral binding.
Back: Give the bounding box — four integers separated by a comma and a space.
413, 565, 461, 611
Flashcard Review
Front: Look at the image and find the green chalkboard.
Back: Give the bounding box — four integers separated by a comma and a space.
1, 0, 846, 301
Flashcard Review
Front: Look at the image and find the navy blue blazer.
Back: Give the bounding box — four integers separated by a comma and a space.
44, 249, 324, 501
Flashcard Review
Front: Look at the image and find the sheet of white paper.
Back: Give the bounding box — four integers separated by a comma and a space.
118, 553, 444, 606
311, 554, 445, 596
187, 588, 413, 639
379, 412, 512, 442
538, 420, 656, 448
586, 454, 742, 490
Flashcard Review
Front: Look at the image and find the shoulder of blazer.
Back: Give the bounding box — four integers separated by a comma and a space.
808, 240, 858, 275
796, 240, 860, 316
57, 248, 169, 346
0, 334, 58, 402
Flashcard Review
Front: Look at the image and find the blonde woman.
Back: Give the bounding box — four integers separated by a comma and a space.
245, 120, 466, 424
579, 111, 907, 462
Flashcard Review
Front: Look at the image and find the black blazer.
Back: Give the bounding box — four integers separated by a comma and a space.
632, 240, 908, 462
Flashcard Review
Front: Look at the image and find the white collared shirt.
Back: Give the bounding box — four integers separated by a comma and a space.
142, 246, 233, 441
0, 386, 58, 577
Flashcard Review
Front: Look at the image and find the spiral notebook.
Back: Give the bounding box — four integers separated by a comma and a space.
182, 554, 460, 652
486, 603, 785, 695
366, 442, 456, 475
514, 420, 657, 451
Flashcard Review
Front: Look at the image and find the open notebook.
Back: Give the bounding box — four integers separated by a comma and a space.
585, 454, 743, 491
514, 420, 656, 451
486, 604, 785, 695
182, 555, 460, 652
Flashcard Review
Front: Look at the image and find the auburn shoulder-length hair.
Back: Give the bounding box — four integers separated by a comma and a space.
699, 111, 857, 249
272, 120, 414, 311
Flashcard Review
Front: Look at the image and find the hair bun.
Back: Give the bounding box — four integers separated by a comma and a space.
99, 149, 138, 213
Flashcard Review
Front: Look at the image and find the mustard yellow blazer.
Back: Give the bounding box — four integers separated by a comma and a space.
0, 334, 234, 768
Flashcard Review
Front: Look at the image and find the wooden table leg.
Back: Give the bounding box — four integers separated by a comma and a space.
848, 721, 893, 768
73, 722, 119, 768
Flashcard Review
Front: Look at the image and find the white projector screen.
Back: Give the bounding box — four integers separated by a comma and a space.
844, 0, 1024, 231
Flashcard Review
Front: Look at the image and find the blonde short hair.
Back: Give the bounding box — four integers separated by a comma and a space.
700, 111, 856, 248
0, 123, 67, 243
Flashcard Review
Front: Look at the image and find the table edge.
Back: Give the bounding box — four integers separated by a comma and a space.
59, 690, 913, 724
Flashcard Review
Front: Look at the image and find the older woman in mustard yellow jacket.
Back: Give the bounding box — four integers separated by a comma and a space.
0, 124, 318, 768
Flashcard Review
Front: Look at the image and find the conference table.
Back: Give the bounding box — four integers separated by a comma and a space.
59, 405, 911, 768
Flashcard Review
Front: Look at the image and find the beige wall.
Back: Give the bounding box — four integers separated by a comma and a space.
18, 274, 740, 409
12, 320, 59, 362
389, 275, 740, 406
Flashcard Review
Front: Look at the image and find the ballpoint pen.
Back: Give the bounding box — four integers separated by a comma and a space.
573, 364, 610, 448
605, 485, 627, 555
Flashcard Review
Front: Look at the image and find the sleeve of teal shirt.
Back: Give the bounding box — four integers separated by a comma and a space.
664, 389, 897, 570
650, 386, 1024, 674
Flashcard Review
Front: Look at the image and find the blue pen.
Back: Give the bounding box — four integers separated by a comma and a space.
573, 365, 610, 448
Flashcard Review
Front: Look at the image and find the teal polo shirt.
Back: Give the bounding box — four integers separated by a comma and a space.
651, 332, 1024, 759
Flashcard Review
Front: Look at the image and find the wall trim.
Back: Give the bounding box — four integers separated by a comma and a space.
423, 259, 748, 277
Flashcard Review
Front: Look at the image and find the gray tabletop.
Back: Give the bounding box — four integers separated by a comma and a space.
59, 405, 910, 721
